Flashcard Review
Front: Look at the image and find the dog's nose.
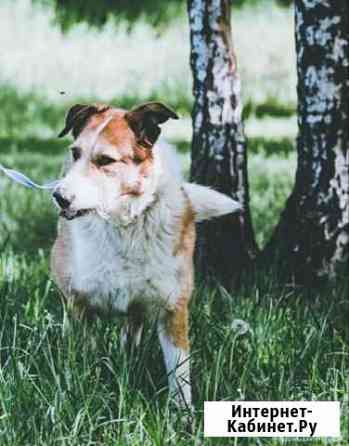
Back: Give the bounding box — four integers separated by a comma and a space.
53, 191, 71, 209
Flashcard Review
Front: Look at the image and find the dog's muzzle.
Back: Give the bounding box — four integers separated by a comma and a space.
53, 191, 71, 209
53, 190, 90, 220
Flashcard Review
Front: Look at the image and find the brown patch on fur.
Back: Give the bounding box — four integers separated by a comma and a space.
166, 300, 190, 351
99, 113, 155, 168
139, 158, 153, 178
164, 196, 196, 352
174, 199, 196, 257
99, 113, 136, 157
134, 144, 153, 163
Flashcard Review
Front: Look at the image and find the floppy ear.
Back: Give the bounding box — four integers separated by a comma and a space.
58, 104, 109, 139
125, 102, 178, 147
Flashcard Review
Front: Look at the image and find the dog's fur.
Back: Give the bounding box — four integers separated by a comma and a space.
50, 102, 241, 408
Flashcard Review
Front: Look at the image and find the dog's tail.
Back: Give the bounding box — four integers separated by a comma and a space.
183, 183, 242, 222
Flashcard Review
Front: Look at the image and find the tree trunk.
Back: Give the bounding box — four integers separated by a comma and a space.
265, 0, 349, 283
187, 0, 258, 287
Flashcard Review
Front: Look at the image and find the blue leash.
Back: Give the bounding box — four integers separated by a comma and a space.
0, 163, 59, 190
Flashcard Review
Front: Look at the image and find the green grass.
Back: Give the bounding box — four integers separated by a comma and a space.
0, 251, 348, 445
0, 84, 296, 142
249, 153, 296, 247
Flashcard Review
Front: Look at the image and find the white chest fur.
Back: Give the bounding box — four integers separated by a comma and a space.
69, 190, 184, 315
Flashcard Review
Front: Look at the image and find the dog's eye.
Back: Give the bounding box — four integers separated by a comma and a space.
71, 147, 82, 161
133, 157, 143, 166
95, 155, 116, 167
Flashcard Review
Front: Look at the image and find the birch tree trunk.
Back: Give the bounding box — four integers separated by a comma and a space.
265, 0, 349, 283
187, 0, 258, 286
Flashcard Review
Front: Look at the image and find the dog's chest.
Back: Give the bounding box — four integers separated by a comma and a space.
69, 217, 180, 314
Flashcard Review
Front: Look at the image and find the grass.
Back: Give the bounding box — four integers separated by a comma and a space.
0, 83, 297, 143
0, 247, 348, 445
0, 0, 348, 443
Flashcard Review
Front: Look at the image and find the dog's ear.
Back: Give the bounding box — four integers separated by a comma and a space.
58, 104, 109, 139
125, 102, 178, 147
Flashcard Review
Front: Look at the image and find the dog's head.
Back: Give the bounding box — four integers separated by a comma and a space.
53, 102, 178, 223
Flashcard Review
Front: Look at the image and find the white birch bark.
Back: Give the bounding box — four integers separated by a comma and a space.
266, 0, 349, 281
187, 0, 257, 285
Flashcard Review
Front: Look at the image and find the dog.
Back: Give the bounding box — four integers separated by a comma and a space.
50, 102, 242, 409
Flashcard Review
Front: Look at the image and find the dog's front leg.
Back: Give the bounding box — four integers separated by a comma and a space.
120, 302, 145, 350
120, 320, 144, 350
158, 298, 192, 410
62, 295, 98, 350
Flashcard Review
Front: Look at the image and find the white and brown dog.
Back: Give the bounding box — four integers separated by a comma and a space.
50, 102, 241, 409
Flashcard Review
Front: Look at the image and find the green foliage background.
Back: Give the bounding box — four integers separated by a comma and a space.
36, 0, 293, 29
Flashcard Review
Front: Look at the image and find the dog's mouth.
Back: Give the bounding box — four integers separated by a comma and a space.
60, 208, 92, 220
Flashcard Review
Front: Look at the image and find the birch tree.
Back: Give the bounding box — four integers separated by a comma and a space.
265, 0, 349, 282
187, 0, 258, 286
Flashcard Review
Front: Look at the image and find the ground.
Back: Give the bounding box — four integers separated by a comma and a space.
0, 1, 348, 444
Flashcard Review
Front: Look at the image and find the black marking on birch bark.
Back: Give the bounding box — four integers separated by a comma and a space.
264, 0, 349, 283
188, 0, 258, 286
